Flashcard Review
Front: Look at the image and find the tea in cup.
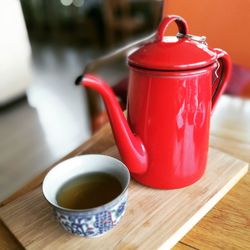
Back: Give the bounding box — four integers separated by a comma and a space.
42, 154, 130, 237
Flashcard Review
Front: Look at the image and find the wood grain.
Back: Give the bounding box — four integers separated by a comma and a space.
0, 220, 24, 250
176, 96, 250, 249
180, 172, 250, 249
0, 147, 247, 250
1, 95, 250, 249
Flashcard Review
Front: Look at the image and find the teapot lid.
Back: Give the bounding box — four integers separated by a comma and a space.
128, 16, 217, 71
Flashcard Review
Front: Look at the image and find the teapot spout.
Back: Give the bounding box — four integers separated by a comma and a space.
80, 74, 147, 174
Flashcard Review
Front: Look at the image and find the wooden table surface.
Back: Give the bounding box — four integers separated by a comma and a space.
0, 95, 250, 250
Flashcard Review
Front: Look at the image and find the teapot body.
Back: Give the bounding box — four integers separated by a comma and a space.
127, 63, 217, 188
80, 16, 231, 189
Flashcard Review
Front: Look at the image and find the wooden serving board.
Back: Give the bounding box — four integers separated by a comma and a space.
0, 146, 248, 250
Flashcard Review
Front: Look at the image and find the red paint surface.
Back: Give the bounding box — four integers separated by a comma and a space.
81, 16, 231, 189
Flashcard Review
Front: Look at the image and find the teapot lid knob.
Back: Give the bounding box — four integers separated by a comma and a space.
156, 15, 189, 41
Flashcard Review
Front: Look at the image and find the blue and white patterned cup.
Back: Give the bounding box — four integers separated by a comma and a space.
42, 155, 130, 237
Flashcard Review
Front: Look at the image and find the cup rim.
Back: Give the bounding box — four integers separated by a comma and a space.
42, 154, 130, 213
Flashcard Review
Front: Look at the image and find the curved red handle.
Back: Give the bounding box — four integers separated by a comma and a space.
211, 49, 232, 111
156, 15, 189, 41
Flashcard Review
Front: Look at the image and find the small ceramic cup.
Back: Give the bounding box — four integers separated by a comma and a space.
42, 154, 130, 237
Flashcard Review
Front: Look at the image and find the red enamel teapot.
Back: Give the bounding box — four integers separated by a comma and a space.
78, 16, 232, 189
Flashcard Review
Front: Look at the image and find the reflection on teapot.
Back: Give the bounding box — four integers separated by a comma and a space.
77, 15, 232, 189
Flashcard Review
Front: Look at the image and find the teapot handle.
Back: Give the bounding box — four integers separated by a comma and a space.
211, 49, 232, 111
156, 15, 189, 41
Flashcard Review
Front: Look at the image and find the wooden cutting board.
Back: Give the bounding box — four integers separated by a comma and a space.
0, 146, 248, 250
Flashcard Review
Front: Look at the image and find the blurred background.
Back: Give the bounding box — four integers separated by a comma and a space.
0, 0, 250, 201
0, 0, 162, 201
